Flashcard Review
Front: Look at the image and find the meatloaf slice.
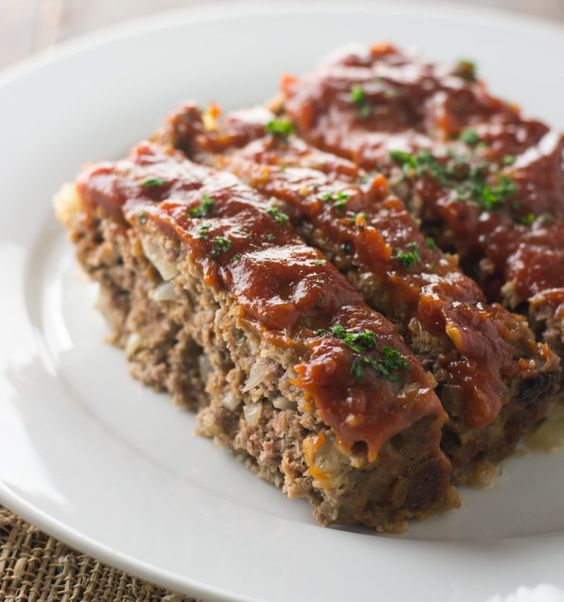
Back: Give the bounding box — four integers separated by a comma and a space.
56, 141, 454, 532
159, 103, 561, 484
280, 43, 564, 359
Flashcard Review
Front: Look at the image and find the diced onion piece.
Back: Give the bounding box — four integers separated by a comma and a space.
150, 280, 178, 302
272, 396, 294, 410
222, 391, 240, 411
243, 403, 262, 427
139, 235, 178, 280
243, 358, 273, 392
126, 332, 142, 356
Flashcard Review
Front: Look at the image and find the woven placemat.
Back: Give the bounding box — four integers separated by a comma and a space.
0, 506, 201, 601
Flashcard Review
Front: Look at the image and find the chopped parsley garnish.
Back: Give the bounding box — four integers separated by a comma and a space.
464, 175, 516, 211
321, 191, 350, 213
425, 236, 438, 250
350, 84, 372, 119
267, 206, 289, 223
503, 154, 516, 166
191, 193, 215, 217
319, 324, 409, 382
210, 236, 232, 257
140, 176, 165, 188
198, 225, 210, 239
395, 242, 421, 267
313, 258, 325, 265
460, 129, 480, 146
390, 150, 447, 180
350, 84, 365, 105
389, 149, 517, 212
389, 149, 415, 167
519, 213, 535, 226
329, 324, 377, 352
231, 253, 242, 262
378, 347, 411, 377
265, 119, 294, 137
350, 358, 365, 380
265, 233, 276, 242
453, 59, 477, 82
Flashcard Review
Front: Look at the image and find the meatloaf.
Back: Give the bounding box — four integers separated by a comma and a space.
281, 43, 564, 358
158, 103, 561, 483
55, 141, 455, 532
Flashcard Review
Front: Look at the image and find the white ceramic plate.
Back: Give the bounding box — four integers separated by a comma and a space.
1, 3, 563, 601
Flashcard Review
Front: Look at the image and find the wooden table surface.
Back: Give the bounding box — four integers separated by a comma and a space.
1, 0, 564, 71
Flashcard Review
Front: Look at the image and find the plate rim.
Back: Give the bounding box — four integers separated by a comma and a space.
1, 2, 564, 599
1, 0, 563, 88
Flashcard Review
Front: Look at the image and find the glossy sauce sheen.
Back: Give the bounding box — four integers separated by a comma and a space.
282, 44, 564, 307
77, 142, 446, 460
163, 105, 547, 429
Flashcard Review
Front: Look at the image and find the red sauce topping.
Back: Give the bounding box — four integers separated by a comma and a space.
282, 44, 564, 310
163, 105, 542, 429
77, 142, 446, 460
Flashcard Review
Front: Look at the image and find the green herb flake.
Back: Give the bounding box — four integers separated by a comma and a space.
378, 347, 410, 376
333, 193, 349, 213
321, 191, 350, 213
265, 233, 276, 242
329, 324, 376, 353
140, 177, 165, 188
231, 253, 242, 263
502, 155, 516, 166
425, 236, 438, 250
393, 146, 519, 215
313, 258, 325, 266
320, 191, 350, 213
394, 244, 421, 268
198, 225, 210, 239
265, 119, 294, 137
190, 193, 215, 218
476, 175, 516, 211
460, 129, 480, 146
210, 236, 232, 257
519, 213, 536, 226
267, 206, 290, 223
350, 84, 365, 105
327, 325, 409, 382
350, 358, 364, 380
453, 59, 477, 82
350, 84, 372, 119
389, 150, 415, 167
